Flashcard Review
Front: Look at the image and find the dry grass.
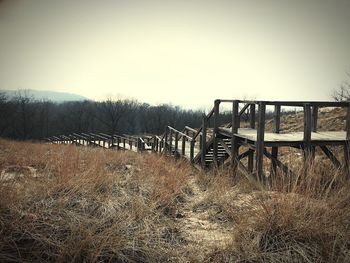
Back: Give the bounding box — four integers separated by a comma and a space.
0, 139, 192, 262
1, 138, 350, 262
197, 163, 350, 263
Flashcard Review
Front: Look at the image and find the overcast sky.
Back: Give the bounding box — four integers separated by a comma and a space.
0, 0, 350, 109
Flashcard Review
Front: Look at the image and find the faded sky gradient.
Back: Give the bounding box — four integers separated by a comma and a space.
0, 0, 350, 109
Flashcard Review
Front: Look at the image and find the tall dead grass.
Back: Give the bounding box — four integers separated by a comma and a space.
200, 159, 350, 263
1, 139, 350, 262
0, 139, 192, 262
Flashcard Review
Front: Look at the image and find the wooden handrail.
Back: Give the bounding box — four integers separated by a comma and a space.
167, 126, 193, 140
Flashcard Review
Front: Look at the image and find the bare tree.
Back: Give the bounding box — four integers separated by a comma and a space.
11, 90, 36, 140
333, 72, 350, 102
93, 97, 133, 142
0, 92, 13, 136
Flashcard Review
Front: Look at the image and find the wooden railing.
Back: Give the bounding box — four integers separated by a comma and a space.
46, 99, 350, 180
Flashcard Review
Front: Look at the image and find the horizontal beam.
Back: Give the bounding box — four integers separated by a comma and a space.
216, 99, 349, 108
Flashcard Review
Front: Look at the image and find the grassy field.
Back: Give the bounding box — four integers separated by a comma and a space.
1, 137, 350, 262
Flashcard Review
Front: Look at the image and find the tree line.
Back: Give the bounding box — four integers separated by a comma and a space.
0, 91, 233, 141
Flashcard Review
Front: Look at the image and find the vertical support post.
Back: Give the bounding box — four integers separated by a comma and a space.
256, 102, 266, 182
250, 104, 256, 129
123, 138, 126, 150
181, 136, 186, 156
271, 104, 281, 178
137, 138, 141, 152
190, 139, 195, 163
130, 139, 132, 150
303, 104, 312, 167
169, 128, 173, 155
213, 100, 220, 167
164, 128, 168, 154
174, 131, 179, 157
117, 137, 120, 150
248, 103, 256, 173
344, 104, 350, 177
231, 100, 239, 176
201, 114, 208, 168
312, 106, 318, 132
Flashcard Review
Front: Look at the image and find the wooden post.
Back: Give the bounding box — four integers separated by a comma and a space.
164, 128, 168, 154
117, 137, 120, 150
213, 100, 220, 167
190, 139, 195, 163
248, 103, 256, 173
169, 129, 173, 155
130, 139, 132, 150
345, 104, 350, 177
256, 102, 266, 181
231, 100, 239, 176
312, 106, 318, 132
181, 136, 186, 156
271, 104, 281, 177
201, 115, 207, 168
303, 104, 312, 166
123, 138, 126, 150
250, 104, 256, 129
174, 131, 179, 157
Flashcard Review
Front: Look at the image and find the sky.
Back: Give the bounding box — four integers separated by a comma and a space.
0, 0, 350, 109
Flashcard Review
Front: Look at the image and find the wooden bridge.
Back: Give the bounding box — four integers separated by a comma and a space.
47, 99, 350, 181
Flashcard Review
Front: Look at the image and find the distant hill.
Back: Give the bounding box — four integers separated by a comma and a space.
1, 89, 89, 102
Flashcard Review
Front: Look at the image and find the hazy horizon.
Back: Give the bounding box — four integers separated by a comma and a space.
1, 0, 350, 109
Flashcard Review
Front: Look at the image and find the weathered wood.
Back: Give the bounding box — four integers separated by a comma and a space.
256, 102, 266, 181
190, 140, 195, 163
201, 115, 208, 168
174, 131, 179, 157
271, 104, 281, 177
231, 100, 239, 175
312, 106, 318, 132
248, 151, 254, 173
264, 148, 295, 177
164, 128, 168, 154
303, 104, 312, 164
320, 146, 341, 169
169, 129, 173, 155
250, 104, 256, 129
182, 136, 186, 156
213, 100, 220, 167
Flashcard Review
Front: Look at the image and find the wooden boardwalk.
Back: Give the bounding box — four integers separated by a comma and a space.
47, 99, 350, 182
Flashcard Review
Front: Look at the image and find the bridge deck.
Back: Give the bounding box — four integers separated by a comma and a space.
219, 127, 347, 146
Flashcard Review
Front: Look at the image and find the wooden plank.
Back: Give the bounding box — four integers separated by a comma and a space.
256, 102, 266, 181
218, 128, 347, 144
218, 99, 349, 107
218, 139, 232, 157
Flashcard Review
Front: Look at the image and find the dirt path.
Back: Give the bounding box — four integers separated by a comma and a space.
177, 177, 233, 258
